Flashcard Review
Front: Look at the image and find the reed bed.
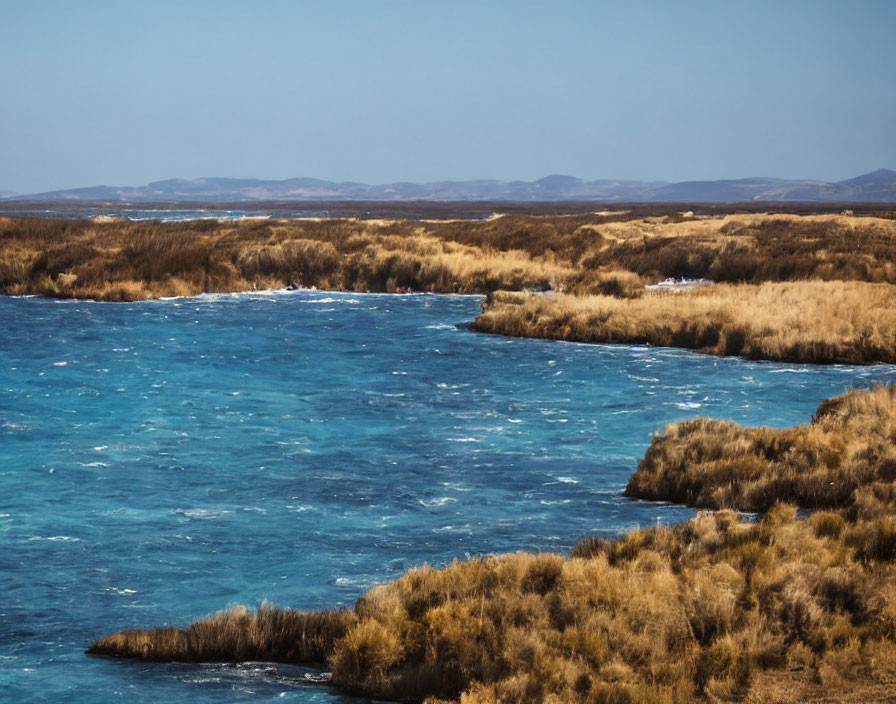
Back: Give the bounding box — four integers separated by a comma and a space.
471, 281, 896, 364
2, 211, 896, 301
0, 217, 572, 299
90, 385, 896, 703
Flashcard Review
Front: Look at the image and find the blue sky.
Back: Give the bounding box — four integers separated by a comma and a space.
1, 0, 894, 192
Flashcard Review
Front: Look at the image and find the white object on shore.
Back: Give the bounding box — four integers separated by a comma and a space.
645, 278, 715, 293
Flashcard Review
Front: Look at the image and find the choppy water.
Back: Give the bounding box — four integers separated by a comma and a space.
0, 205, 495, 222
2, 291, 894, 703
0, 207, 321, 222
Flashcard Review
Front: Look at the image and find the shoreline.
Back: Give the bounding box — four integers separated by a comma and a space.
472, 283, 896, 365
11, 284, 896, 369
2, 287, 486, 304
4, 211, 896, 364
9, 278, 896, 366
88, 383, 896, 703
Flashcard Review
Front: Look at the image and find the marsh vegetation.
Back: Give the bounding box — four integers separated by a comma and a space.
3, 209, 896, 364
472, 282, 896, 364
2, 210, 895, 298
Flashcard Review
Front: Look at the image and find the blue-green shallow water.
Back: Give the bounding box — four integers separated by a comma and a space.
2, 291, 895, 703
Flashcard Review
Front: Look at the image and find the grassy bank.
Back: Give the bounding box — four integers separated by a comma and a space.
2, 210, 896, 301
626, 383, 896, 512
0, 216, 572, 300
471, 282, 896, 364
90, 384, 896, 703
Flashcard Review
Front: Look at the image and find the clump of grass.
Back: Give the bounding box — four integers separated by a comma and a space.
472, 282, 896, 364
567, 269, 645, 298
625, 384, 896, 511
87, 603, 355, 663
811, 511, 846, 539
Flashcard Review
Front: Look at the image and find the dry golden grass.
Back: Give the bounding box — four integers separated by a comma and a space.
87, 603, 355, 662
0, 216, 574, 299
472, 281, 896, 364
2, 210, 896, 301
626, 383, 896, 513
89, 385, 896, 704
581, 213, 896, 284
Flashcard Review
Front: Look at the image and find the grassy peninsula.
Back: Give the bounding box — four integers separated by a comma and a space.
90, 384, 896, 704
472, 282, 896, 364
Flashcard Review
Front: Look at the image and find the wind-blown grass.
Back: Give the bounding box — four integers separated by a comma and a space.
625, 383, 896, 513
88, 604, 355, 663
0, 217, 573, 300
89, 384, 896, 703
471, 282, 896, 364
2, 210, 896, 301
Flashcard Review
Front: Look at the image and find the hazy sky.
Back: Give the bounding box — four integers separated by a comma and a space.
1, 0, 894, 192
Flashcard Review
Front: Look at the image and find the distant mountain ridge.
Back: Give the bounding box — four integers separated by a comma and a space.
5, 169, 896, 203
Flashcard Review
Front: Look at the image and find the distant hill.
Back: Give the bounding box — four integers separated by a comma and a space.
5, 169, 895, 203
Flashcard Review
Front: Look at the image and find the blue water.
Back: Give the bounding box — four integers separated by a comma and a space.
0, 207, 321, 222
1, 291, 894, 703
0, 206, 495, 222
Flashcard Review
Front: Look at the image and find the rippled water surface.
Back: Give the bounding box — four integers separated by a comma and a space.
2, 291, 894, 702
